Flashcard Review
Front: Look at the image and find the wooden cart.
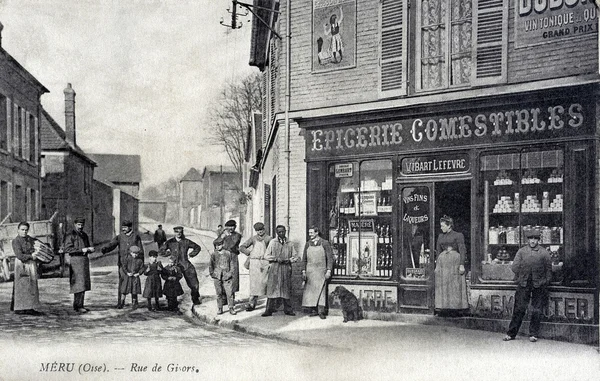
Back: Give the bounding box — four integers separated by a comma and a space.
0, 213, 67, 282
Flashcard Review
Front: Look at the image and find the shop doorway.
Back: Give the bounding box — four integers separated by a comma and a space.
434, 180, 471, 270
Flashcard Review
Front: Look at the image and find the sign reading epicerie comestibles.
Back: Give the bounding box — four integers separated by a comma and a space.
305, 100, 592, 159
515, 0, 597, 48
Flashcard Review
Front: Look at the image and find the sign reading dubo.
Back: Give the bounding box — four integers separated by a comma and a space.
515, 0, 597, 48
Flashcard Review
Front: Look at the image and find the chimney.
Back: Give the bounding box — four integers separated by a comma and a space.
64, 83, 76, 146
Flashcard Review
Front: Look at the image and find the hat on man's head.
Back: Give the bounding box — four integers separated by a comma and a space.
526, 229, 541, 239
122, 220, 133, 227
129, 245, 141, 253
173, 226, 184, 231
74, 217, 85, 224
224, 220, 237, 227
253, 222, 265, 231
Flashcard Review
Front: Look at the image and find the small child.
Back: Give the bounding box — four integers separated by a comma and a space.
161, 256, 184, 312
142, 250, 163, 311
118, 245, 145, 309
209, 237, 236, 315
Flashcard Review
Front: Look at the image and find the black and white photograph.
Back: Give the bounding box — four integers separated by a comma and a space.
0, 0, 599, 380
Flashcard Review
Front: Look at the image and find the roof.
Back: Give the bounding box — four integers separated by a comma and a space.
180, 167, 202, 182
88, 154, 142, 183
201, 165, 237, 179
0, 47, 49, 94
249, 0, 279, 71
40, 109, 96, 165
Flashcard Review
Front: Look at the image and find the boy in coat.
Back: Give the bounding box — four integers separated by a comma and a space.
209, 237, 236, 315
118, 245, 145, 309
161, 256, 184, 312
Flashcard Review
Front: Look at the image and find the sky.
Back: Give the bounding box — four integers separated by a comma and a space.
0, 0, 256, 189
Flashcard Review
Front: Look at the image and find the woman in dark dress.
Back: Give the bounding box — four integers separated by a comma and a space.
434, 215, 469, 316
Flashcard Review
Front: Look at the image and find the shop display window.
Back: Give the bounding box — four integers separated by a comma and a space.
481, 149, 564, 282
328, 160, 393, 278
400, 186, 432, 281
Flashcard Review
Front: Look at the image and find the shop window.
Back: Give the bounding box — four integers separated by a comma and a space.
328, 160, 393, 278
400, 186, 432, 280
480, 149, 564, 283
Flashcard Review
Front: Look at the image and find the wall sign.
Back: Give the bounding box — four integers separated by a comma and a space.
515, 0, 597, 48
312, 0, 356, 72
334, 163, 353, 177
348, 219, 375, 232
305, 99, 593, 159
401, 187, 430, 225
471, 289, 594, 323
328, 283, 398, 312
400, 153, 470, 176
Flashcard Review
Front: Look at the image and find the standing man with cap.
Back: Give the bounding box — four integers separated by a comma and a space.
63, 218, 94, 313
239, 222, 272, 311
101, 220, 145, 308
221, 220, 242, 302
301, 226, 334, 319
159, 226, 203, 305
503, 229, 552, 343
262, 225, 299, 316
153, 224, 167, 249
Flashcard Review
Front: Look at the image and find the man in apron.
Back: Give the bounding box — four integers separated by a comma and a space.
301, 226, 333, 319
11, 222, 44, 316
239, 222, 272, 311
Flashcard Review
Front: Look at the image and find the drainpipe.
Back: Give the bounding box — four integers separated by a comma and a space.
284, 0, 291, 233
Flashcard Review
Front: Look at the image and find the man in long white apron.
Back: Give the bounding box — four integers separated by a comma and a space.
239, 222, 272, 311
301, 227, 333, 319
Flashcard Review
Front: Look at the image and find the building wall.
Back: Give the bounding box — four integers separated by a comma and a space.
120, 191, 139, 232
277, 0, 597, 112
139, 201, 167, 223
0, 53, 43, 222
114, 183, 139, 198
180, 180, 202, 207
92, 179, 114, 244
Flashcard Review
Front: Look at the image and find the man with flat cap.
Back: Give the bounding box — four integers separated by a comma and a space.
63, 218, 94, 313
239, 222, 272, 311
503, 229, 552, 343
220, 220, 243, 302
101, 219, 144, 308
159, 226, 203, 305
153, 224, 167, 249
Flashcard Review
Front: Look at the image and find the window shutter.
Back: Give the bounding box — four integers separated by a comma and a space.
26, 187, 32, 221
34, 116, 39, 164
21, 108, 26, 159
379, 0, 408, 98
35, 189, 40, 220
261, 71, 268, 148
13, 104, 18, 154
472, 0, 507, 85
269, 39, 278, 127
7, 182, 12, 216
24, 111, 31, 161
6, 98, 12, 153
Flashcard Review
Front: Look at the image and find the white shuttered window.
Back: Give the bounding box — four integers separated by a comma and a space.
379, 0, 408, 97
471, 0, 507, 85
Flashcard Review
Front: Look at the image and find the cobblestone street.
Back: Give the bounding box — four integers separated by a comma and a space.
0, 231, 279, 348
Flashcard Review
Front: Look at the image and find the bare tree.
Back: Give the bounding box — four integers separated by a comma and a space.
208, 72, 262, 173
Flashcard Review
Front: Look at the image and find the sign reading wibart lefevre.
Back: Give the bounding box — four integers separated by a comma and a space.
401, 153, 470, 176
515, 0, 597, 48
306, 100, 591, 159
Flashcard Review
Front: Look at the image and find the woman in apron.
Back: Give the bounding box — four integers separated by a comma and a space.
301, 227, 333, 319
11, 222, 44, 316
434, 215, 469, 316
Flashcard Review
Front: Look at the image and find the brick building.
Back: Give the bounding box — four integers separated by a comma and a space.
0, 22, 47, 223
179, 167, 203, 228
40, 84, 96, 234
249, 0, 600, 342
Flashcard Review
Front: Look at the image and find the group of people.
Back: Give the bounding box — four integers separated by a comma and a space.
433, 215, 552, 342
209, 220, 333, 318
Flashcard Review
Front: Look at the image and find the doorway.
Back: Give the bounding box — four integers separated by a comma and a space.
434, 180, 471, 270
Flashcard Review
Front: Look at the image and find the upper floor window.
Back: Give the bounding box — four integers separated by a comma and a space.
0, 95, 7, 151
416, 0, 473, 90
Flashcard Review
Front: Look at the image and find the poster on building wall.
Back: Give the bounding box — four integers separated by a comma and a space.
312, 0, 356, 72
514, 0, 597, 48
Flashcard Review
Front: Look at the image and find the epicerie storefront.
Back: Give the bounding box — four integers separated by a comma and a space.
303, 87, 598, 343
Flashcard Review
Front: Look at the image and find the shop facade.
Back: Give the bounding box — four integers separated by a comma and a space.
303, 85, 599, 343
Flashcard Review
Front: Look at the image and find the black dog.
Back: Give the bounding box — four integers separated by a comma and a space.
331, 286, 363, 323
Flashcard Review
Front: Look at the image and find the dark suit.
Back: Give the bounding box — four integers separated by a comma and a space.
160, 235, 202, 303
63, 229, 92, 309
507, 244, 552, 338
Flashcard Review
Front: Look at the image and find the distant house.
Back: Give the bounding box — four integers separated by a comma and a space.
199, 165, 241, 231
88, 153, 141, 198
88, 153, 141, 239
0, 22, 48, 223
40, 84, 96, 235
179, 167, 202, 228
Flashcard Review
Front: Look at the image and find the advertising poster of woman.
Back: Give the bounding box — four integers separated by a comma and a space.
312, 0, 356, 71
